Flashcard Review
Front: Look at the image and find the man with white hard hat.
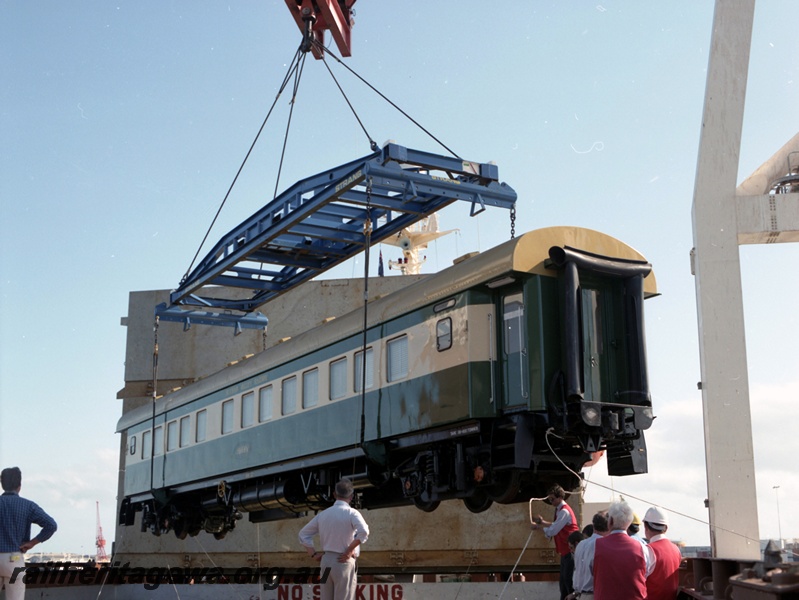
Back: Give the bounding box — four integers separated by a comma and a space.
643, 506, 682, 600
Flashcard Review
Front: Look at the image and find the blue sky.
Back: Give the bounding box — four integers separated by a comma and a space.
1, 1, 797, 554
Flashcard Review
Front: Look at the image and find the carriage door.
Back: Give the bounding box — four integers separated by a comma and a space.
500, 291, 529, 409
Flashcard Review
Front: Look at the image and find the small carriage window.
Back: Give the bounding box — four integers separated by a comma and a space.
241, 391, 255, 428
282, 376, 297, 415
434, 298, 456, 312
259, 386, 273, 422
387, 335, 408, 382
166, 420, 178, 452
329, 358, 347, 400
196, 409, 207, 442
179, 416, 190, 448
153, 426, 164, 456
129, 435, 137, 456
303, 369, 319, 409
221, 399, 234, 434
354, 348, 374, 392
142, 430, 151, 459
436, 318, 452, 351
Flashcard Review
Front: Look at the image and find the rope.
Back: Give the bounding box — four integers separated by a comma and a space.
180, 44, 305, 284
164, 562, 182, 599
310, 38, 461, 159
543, 428, 765, 548
498, 530, 535, 600
451, 508, 492, 599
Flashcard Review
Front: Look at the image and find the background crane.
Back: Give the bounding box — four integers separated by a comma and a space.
95, 501, 109, 564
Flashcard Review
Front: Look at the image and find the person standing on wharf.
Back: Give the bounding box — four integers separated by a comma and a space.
299, 479, 369, 600
532, 484, 580, 600
0, 467, 57, 600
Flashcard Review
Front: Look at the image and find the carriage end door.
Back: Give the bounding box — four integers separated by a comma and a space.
500, 291, 529, 410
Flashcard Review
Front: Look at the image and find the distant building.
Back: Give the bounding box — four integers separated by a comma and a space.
27, 553, 94, 564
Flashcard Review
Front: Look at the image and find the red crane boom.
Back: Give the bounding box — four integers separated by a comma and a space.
284, 0, 356, 59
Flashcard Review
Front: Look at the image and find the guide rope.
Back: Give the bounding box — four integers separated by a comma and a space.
543, 428, 765, 548
497, 530, 535, 600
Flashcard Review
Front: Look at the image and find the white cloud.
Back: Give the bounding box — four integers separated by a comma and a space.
21, 447, 119, 556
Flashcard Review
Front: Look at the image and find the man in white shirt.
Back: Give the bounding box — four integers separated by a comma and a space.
299, 479, 369, 600
568, 511, 609, 599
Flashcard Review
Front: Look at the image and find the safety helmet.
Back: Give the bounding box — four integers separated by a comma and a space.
644, 506, 669, 527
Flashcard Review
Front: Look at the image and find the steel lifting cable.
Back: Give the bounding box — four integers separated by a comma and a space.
180, 44, 306, 285
310, 38, 462, 160
149, 316, 160, 495
318, 51, 377, 151
273, 48, 309, 200
357, 178, 373, 450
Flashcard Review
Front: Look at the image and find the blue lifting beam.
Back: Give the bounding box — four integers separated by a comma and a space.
158, 143, 517, 326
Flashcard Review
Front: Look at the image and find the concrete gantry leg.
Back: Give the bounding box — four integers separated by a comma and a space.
691, 0, 760, 560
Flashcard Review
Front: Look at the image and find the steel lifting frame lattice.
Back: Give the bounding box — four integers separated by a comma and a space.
157, 143, 517, 329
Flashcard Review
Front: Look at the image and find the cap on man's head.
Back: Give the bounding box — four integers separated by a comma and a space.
644, 506, 669, 531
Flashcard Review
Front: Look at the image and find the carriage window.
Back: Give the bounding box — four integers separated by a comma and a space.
241, 391, 255, 428
503, 294, 525, 354
142, 430, 151, 459
434, 298, 456, 312
179, 416, 190, 448
166, 420, 178, 452
437, 318, 452, 351
303, 369, 319, 409
581, 288, 604, 400
153, 426, 164, 456
129, 434, 137, 456
282, 376, 297, 415
221, 399, 234, 434
329, 357, 347, 400
387, 335, 408, 382
354, 348, 374, 392
196, 409, 207, 442
259, 386, 273, 422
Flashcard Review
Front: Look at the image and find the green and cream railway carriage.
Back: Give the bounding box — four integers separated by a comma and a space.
118, 226, 657, 539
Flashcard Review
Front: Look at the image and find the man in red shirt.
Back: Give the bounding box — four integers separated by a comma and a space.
593, 500, 654, 600
532, 485, 579, 600
643, 506, 682, 600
